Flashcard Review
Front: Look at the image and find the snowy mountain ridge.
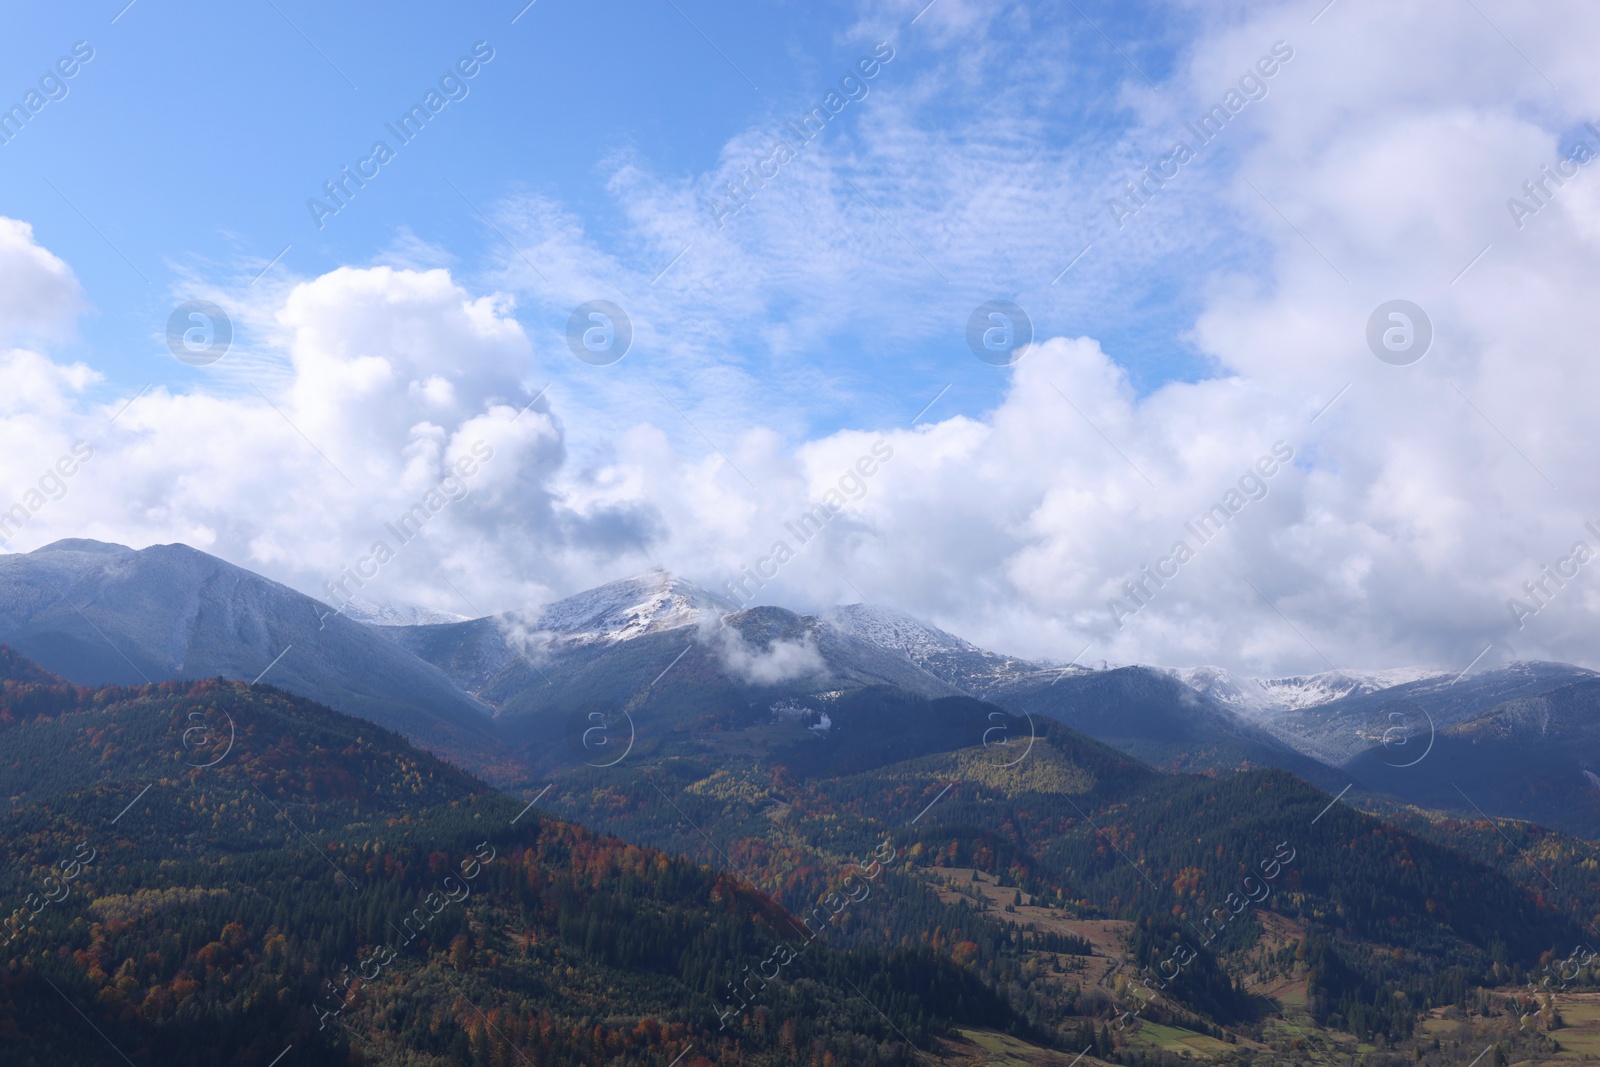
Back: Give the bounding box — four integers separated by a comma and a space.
334, 565, 1461, 715
338, 597, 470, 628
506, 571, 736, 649
825, 602, 996, 663
11, 549, 1600, 789
824, 602, 1047, 691
1163, 665, 1449, 714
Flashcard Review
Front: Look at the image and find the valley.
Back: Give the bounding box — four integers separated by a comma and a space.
4, 541, 1600, 1065
5, 5, 1590, 1062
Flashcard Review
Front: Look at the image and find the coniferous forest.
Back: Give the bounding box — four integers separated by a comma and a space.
3, 651, 1598, 1066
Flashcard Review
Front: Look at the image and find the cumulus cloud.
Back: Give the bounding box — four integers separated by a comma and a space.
714, 627, 829, 686
6, 0, 1600, 679
506, 0, 1600, 677
0, 256, 653, 615
0, 219, 84, 345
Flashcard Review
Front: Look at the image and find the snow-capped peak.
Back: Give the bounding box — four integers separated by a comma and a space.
824, 602, 1044, 690
510, 571, 735, 648
339, 597, 471, 628
825, 603, 982, 661
1165, 665, 1448, 714
1253, 668, 1448, 708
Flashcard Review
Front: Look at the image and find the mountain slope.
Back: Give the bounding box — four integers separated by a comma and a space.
387, 586, 1347, 788
974, 664, 1348, 787
539, 681, 1595, 1053
0, 539, 498, 754
1345, 675, 1600, 838
1254, 661, 1600, 765
0, 648, 1026, 1067
387, 598, 966, 782
519, 569, 736, 645
824, 603, 1043, 692
386, 584, 962, 714
1168, 665, 1447, 716
19, 544, 1600, 844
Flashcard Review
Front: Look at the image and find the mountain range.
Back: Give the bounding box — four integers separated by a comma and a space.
0, 539, 497, 756
6, 540, 1600, 1063
4, 538, 1599, 837
0, 651, 1020, 1065
1, 625, 1593, 1065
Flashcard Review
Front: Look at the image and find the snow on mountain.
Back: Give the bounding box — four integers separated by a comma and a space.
1163, 667, 1267, 712
825, 603, 976, 661
375, 571, 736, 703
507, 571, 736, 650
1252, 668, 1448, 709
1166, 665, 1448, 715
824, 602, 1045, 692
1258, 660, 1600, 764
339, 597, 471, 628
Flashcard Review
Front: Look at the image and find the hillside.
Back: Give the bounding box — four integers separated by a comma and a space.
8, 540, 1600, 1062
0, 539, 498, 754
1, 544, 1356, 807
0, 649, 1028, 1067
1253, 661, 1598, 765
1346, 676, 1600, 839
532, 684, 1599, 1063
976, 665, 1348, 789
5, 631, 1598, 1065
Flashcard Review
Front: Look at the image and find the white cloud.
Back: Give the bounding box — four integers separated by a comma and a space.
7, 0, 1600, 678
0, 258, 591, 613
714, 626, 828, 686
0, 218, 85, 345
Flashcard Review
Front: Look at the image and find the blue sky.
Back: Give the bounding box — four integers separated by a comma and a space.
4, 0, 1597, 675
1, 0, 1230, 435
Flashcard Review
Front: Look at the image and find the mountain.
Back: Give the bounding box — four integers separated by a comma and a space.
0, 545, 1370, 789
394, 585, 1343, 787
538, 673, 1600, 1056
968, 664, 1348, 787
824, 603, 1043, 691
0, 649, 1028, 1067
1345, 675, 1600, 839
385, 577, 960, 707
0, 539, 497, 754
516, 569, 735, 645
1167, 665, 1447, 716
15, 542, 1600, 843
1246, 661, 1600, 766
380, 571, 752, 714
1161, 661, 1600, 834
1162, 660, 1600, 838
335, 596, 469, 628
383, 584, 970, 780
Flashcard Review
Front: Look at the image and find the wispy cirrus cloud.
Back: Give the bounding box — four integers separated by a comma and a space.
7, 0, 1600, 679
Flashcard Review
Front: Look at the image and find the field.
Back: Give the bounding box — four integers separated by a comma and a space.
939, 1028, 1112, 1066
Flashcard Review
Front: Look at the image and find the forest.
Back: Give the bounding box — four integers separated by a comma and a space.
2, 652, 1595, 1065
